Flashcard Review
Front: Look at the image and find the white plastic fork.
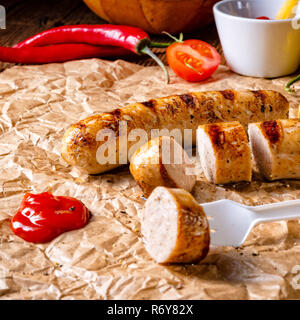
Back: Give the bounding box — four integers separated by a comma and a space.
201, 199, 300, 247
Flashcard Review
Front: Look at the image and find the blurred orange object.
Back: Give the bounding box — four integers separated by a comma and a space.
83, 0, 219, 34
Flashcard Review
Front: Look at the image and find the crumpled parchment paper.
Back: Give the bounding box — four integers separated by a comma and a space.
0, 58, 300, 300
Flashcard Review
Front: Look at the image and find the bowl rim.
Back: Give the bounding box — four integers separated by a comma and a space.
213, 0, 300, 24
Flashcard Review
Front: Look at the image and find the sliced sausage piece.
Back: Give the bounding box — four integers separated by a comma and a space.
61, 90, 289, 174
197, 121, 252, 184
248, 119, 300, 180
129, 136, 196, 197
141, 187, 210, 264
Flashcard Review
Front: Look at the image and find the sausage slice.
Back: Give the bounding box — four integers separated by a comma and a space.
248, 119, 300, 180
141, 187, 210, 264
130, 136, 196, 197
197, 121, 252, 184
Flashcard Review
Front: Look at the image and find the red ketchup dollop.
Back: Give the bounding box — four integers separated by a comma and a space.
10, 192, 91, 243
256, 16, 270, 20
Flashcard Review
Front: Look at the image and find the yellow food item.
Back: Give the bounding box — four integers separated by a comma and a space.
298, 105, 300, 118
276, 0, 299, 19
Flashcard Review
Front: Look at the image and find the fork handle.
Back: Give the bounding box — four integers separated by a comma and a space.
249, 199, 300, 224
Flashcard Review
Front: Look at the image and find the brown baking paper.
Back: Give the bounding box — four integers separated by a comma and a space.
0, 59, 300, 300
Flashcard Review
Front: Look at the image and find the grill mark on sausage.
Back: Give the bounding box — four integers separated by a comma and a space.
208, 124, 225, 147
71, 122, 95, 147
73, 122, 87, 129
179, 94, 195, 108
141, 99, 157, 111
99, 111, 121, 135
251, 90, 266, 105
72, 119, 117, 147
261, 120, 281, 144
108, 108, 122, 119
165, 98, 180, 114
73, 131, 97, 147
220, 90, 235, 101
200, 96, 220, 122
105, 121, 119, 135
207, 111, 219, 122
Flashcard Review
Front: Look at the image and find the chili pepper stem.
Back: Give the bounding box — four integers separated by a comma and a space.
285, 74, 300, 93
141, 46, 170, 84
150, 41, 173, 48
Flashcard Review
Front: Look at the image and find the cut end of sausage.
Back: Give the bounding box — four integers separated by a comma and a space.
142, 187, 179, 263
141, 187, 210, 264
197, 127, 217, 183
248, 123, 273, 180
160, 136, 197, 192
130, 136, 197, 197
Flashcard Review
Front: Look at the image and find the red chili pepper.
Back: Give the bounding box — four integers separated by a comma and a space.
15, 25, 149, 52
10, 192, 91, 243
14, 24, 170, 82
0, 43, 131, 64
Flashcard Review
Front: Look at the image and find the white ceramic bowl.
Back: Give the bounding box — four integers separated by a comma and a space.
213, 0, 300, 78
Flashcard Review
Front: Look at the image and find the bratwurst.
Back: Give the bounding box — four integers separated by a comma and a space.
61, 90, 289, 174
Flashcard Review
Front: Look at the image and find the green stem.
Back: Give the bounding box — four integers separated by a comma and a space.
285, 74, 300, 93
150, 41, 173, 48
161, 31, 184, 43
141, 46, 170, 84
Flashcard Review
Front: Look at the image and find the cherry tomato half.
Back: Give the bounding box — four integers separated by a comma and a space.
166, 39, 221, 82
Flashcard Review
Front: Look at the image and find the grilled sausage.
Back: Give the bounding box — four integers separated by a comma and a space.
197, 121, 252, 184
61, 90, 289, 174
129, 136, 196, 197
141, 187, 210, 264
248, 119, 300, 180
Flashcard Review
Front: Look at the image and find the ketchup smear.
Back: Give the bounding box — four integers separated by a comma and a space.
256, 16, 270, 20
10, 192, 91, 243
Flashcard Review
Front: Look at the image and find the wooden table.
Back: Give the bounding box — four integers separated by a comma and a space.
0, 0, 223, 71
